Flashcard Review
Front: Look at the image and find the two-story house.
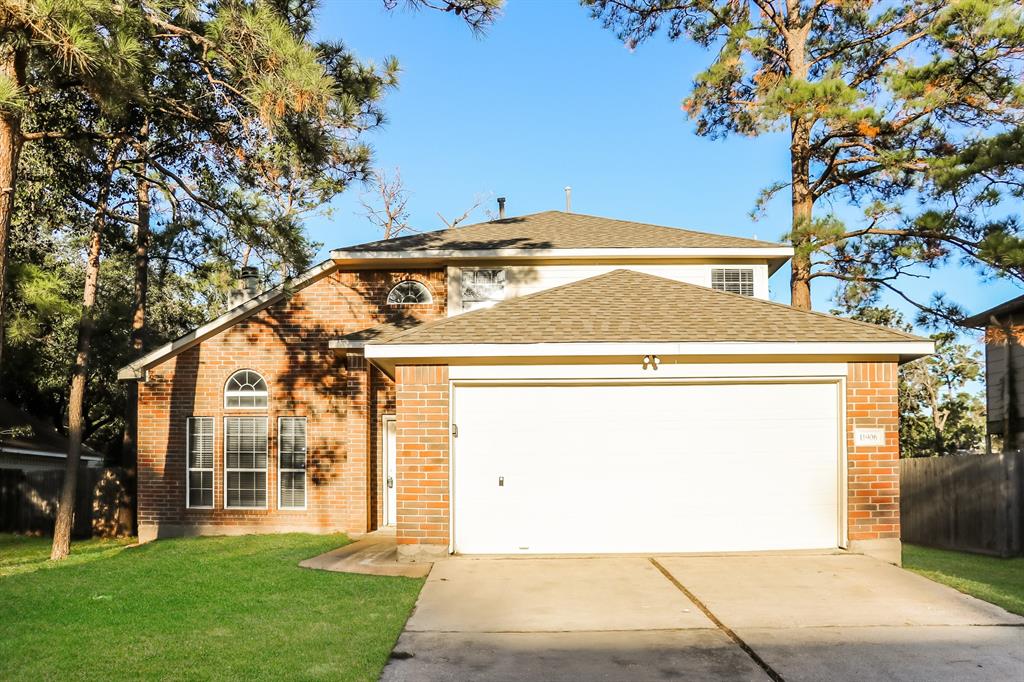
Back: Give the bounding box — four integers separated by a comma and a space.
118, 211, 932, 564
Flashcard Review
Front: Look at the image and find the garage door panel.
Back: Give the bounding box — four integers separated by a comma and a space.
453, 382, 840, 554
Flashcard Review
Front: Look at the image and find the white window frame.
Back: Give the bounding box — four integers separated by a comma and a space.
186, 417, 215, 509
224, 369, 269, 410
461, 268, 506, 311
711, 267, 755, 296
387, 280, 433, 306
223, 416, 269, 510
277, 416, 308, 511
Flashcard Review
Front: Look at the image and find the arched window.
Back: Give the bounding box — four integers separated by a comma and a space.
224, 370, 268, 409
387, 280, 432, 305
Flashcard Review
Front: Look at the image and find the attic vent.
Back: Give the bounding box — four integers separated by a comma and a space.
711, 268, 754, 297
462, 269, 506, 311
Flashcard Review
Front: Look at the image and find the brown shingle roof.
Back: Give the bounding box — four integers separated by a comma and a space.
335, 319, 424, 345
375, 270, 923, 345
338, 211, 785, 253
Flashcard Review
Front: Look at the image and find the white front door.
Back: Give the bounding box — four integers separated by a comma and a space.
384, 416, 397, 526
452, 381, 841, 555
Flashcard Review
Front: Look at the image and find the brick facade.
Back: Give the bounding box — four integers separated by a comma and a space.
136, 268, 445, 542
846, 361, 901, 563
394, 364, 450, 561
136, 266, 904, 565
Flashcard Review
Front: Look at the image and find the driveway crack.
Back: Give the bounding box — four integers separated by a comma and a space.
649, 558, 785, 682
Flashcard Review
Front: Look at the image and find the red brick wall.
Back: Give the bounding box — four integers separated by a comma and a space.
136, 268, 445, 540
394, 364, 450, 558
846, 361, 900, 543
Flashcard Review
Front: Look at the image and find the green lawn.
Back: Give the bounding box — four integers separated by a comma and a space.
0, 533, 424, 681
903, 544, 1024, 616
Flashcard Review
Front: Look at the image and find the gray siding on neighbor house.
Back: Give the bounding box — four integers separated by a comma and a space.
983, 312, 1024, 446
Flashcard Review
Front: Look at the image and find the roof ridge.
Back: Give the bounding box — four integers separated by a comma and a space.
334, 210, 789, 252
538, 210, 786, 247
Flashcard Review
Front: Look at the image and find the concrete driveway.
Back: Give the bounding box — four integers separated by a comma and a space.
381, 553, 1024, 682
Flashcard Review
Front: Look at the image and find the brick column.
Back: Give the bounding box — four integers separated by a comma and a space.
846, 361, 901, 564
394, 364, 450, 562
344, 354, 371, 533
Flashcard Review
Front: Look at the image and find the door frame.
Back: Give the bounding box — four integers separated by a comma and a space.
449, 376, 848, 555
382, 414, 397, 527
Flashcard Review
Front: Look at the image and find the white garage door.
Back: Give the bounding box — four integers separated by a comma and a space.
452, 382, 840, 554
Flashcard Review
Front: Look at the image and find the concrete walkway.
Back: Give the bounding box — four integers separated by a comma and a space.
299, 528, 431, 578
381, 553, 1024, 681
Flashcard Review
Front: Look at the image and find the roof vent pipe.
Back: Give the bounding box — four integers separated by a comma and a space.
240, 266, 259, 297
564, 186, 572, 213
497, 196, 506, 219
229, 265, 260, 309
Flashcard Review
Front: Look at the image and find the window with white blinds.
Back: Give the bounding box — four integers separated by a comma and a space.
278, 417, 307, 509
186, 417, 214, 508
224, 417, 268, 508
711, 268, 755, 296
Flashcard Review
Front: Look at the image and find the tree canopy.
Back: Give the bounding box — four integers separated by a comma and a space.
585, 0, 1024, 320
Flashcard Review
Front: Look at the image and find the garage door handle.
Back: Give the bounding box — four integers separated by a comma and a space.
498, 476, 504, 487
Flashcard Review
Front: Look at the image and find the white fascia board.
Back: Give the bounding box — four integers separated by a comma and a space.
117, 261, 338, 380
364, 340, 935, 360
330, 247, 794, 261
328, 339, 367, 350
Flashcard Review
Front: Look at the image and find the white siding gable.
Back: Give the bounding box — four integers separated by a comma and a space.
447, 262, 771, 315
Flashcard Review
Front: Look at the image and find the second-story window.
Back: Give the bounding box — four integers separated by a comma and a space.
711, 268, 754, 297
387, 280, 432, 305
225, 370, 268, 409
462, 269, 506, 311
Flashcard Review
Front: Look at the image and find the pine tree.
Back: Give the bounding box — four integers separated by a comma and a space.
0, 0, 502, 559
585, 0, 1024, 313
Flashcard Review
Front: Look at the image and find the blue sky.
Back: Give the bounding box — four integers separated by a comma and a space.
307, 0, 1020, 330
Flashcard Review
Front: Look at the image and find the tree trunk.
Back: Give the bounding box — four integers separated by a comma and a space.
786, 19, 814, 310
789, 116, 813, 310
122, 126, 150, 469
51, 145, 121, 561
0, 43, 27, 372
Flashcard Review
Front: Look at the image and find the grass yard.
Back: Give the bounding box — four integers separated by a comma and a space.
903, 544, 1024, 616
0, 533, 424, 681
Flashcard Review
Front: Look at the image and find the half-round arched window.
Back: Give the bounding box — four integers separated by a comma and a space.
225, 370, 268, 409
387, 280, 432, 305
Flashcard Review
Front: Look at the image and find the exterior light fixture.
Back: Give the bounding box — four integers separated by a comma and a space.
642, 355, 661, 370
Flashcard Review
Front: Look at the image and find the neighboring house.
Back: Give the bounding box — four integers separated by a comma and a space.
964, 295, 1024, 452
118, 211, 932, 564
0, 399, 102, 472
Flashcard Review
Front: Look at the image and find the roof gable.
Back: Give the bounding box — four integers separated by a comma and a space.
375, 269, 925, 346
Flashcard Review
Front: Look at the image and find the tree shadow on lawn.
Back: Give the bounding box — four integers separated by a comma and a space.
0, 534, 135, 578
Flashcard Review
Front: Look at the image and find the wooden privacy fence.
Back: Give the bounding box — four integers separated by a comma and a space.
900, 452, 1023, 557
0, 467, 133, 538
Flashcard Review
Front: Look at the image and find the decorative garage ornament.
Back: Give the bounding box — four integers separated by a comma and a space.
854, 428, 886, 446
642, 354, 660, 370
387, 280, 432, 305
